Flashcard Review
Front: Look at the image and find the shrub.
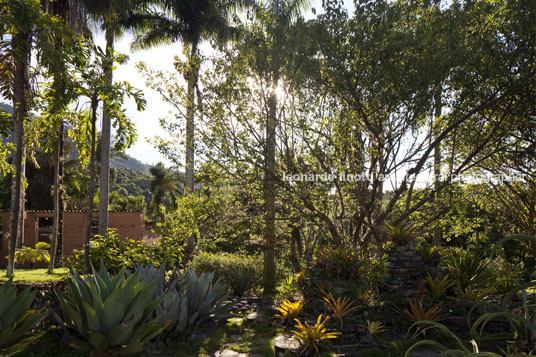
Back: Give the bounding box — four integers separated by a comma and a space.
15, 242, 50, 267
66, 229, 183, 273
0, 278, 48, 355
54, 263, 169, 355
190, 251, 262, 296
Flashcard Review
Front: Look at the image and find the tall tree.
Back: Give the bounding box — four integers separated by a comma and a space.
130, 0, 251, 258
252, 0, 310, 294
83, 0, 145, 237
0, 0, 62, 276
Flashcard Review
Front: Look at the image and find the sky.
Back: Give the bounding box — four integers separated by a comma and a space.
99, 0, 354, 167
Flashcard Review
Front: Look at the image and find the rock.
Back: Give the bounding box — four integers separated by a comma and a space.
274, 335, 300, 354
214, 350, 248, 357
246, 311, 268, 323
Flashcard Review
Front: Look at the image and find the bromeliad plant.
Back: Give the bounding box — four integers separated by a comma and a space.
54, 263, 169, 355
292, 314, 341, 356
323, 294, 359, 331
425, 274, 454, 301
383, 224, 420, 246
315, 246, 365, 279
0, 278, 48, 355
275, 299, 305, 325
404, 296, 445, 332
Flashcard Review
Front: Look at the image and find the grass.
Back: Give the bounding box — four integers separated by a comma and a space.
0, 268, 69, 283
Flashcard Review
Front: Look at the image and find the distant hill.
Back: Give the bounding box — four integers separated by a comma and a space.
111, 155, 151, 173
1, 102, 152, 173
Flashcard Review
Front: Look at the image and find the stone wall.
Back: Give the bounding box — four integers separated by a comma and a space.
384, 244, 422, 298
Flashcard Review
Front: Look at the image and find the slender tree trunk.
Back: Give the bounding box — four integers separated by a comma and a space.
263, 73, 278, 294
84, 99, 98, 272
98, 29, 115, 237
7, 31, 31, 277
184, 40, 199, 261
55, 123, 64, 268
184, 41, 199, 194
49, 122, 64, 272
433, 93, 442, 247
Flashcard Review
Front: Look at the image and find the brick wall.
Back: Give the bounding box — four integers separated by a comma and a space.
0, 211, 158, 268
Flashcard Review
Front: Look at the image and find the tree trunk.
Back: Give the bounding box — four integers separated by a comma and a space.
184, 40, 199, 194
84, 99, 98, 272
433, 93, 442, 247
184, 40, 200, 261
7, 31, 31, 277
49, 121, 64, 271
263, 74, 278, 294
98, 29, 115, 237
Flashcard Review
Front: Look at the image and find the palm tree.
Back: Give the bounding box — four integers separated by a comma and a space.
254, 0, 310, 293
129, 0, 251, 257
84, 0, 147, 237
149, 163, 179, 222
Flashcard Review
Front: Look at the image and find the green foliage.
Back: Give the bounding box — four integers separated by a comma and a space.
157, 268, 230, 337
292, 314, 341, 356
54, 263, 169, 355
444, 249, 491, 290
190, 251, 262, 296
0, 278, 48, 355
14, 242, 51, 266
66, 229, 183, 274
314, 246, 365, 280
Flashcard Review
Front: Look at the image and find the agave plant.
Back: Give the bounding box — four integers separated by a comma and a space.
274, 299, 305, 325
0, 278, 48, 355
156, 267, 230, 337
54, 263, 169, 355
292, 314, 341, 356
